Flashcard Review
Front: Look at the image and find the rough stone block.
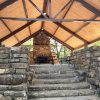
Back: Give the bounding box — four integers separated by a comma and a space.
86, 53, 91, 58
0, 94, 6, 100
9, 59, 20, 63
0, 85, 7, 91
4, 91, 26, 97
0, 59, 9, 63
97, 57, 100, 61
11, 63, 28, 68
19, 58, 28, 63
0, 49, 10, 54
0, 74, 27, 85
0, 64, 10, 68
0, 54, 9, 59
15, 68, 26, 74
12, 54, 28, 58
94, 52, 100, 57
0, 69, 9, 74
11, 47, 28, 54
0, 84, 27, 91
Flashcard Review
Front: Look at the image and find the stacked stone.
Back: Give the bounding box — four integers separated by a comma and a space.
70, 47, 99, 69
73, 49, 92, 70
0, 47, 10, 68
0, 46, 29, 100
65, 46, 100, 83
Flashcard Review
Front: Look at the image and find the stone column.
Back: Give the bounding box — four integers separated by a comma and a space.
0, 46, 29, 100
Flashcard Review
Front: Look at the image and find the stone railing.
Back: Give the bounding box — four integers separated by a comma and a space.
0, 46, 30, 100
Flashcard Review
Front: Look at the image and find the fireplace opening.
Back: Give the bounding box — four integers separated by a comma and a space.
36, 56, 50, 64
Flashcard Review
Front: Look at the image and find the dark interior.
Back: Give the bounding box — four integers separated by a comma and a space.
36, 56, 50, 64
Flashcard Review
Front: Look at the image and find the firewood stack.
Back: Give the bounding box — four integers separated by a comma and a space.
0, 46, 29, 100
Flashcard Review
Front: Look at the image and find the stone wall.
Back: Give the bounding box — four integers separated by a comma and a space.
0, 46, 29, 100
66, 46, 100, 83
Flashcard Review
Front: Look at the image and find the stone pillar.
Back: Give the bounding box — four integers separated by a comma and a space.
0, 46, 29, 100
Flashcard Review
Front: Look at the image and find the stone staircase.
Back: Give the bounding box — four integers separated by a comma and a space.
28, 64, 99, 100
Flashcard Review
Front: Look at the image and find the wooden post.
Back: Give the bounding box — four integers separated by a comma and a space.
0, 42, 2, 46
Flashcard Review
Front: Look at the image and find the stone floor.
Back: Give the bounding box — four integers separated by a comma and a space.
28, 64, 99, 100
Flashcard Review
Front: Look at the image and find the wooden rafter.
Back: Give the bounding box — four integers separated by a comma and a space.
1, 20, 19, 42
41, 0, 48, 29
1, 20, 12, 32
76, 0, 100, 16
14, 30, 41, 46
54, 0, 72, 18
76, 38, 100, 50
53, 0, 74, 35
22, 0, 31, 35
0, 15, 42, 42
29, 0, 48, 18
54, 22, 89, 44
64, 16, 97, 43
0, 0, 17, 10
0, 16, 99, 22
43, 30, 74, 50
48, 0, 52, 18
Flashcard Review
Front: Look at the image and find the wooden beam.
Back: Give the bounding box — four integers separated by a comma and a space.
22, 0, 31, 35
76, 16, 97, 33
43, 0, 48, 13
1, 20, 19, 42
53, 0, 74, 35
0, 16, 42, 42
41, 0, 48, 29
14, 30, 41, 46
1, 17, 100, 22
43, 30, 74, 50
48, 0, 52, 18
0, 0, 17, 10
76, 0, 100, 16
54, 22, 89, 44
1, 20, 12, 32
0, 42, 2, 46
64, 16, 97, 43
29, 0, 48, 18
75, 37, 100, 50
54, 0, 72, 18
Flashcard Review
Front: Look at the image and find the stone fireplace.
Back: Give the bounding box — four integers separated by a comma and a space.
33, 31, 53, 64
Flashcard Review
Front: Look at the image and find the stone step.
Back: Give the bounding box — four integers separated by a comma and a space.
28, 89, 95, 98
28, 95, 99, 100
34, 69, 74, 75
34, 73, 75, 79
29, 66, 73, 69
30, 64, 74, 70
33, 69, 74, 74
0, 84, 27, 91
34, 70, 75, 75
30, 64, 71, 68
0, 90, 26, 97
32, 78, 77, 84
28, 82, 90, 91
30, 64, 73, 68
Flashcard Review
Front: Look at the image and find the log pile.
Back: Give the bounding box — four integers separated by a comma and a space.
0, 46, 29, 100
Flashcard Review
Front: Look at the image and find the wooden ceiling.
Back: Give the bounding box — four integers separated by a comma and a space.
0, 0, 100, 50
